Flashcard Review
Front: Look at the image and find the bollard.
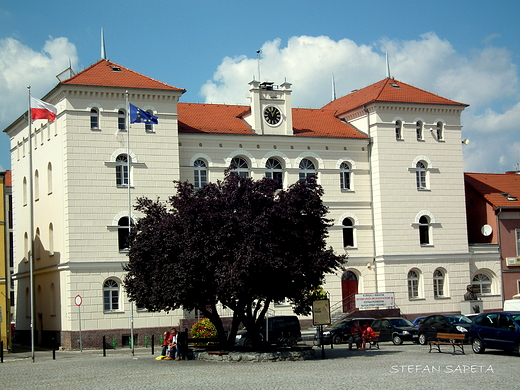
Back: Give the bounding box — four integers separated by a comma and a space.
112, 337, 117, 350
1, 340, 3, 363
52, 337, 56, 360
103, 336, 106, 357
151, 334, 154, 355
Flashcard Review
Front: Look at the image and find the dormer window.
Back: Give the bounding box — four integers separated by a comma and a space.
501, 192, 518, 201
110, 66, 122, 72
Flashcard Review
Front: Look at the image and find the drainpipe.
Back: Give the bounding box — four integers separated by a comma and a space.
496, 207, 505, 302
363, 105, 378, 292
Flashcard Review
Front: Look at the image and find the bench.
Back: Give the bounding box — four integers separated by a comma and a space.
364, 331, 380, 350
427, 332, 465, 354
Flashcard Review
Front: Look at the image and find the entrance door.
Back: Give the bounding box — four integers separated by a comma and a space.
341, 271, 358, 312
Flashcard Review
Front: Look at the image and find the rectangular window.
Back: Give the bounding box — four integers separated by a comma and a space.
340, 171, 351, 190
408, 279, 418, 299
516, 229, 520, 256
194, 170, 207, 189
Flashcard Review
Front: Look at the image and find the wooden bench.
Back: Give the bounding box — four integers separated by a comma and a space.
427, 332, 465, 354
366, 331, 380, 350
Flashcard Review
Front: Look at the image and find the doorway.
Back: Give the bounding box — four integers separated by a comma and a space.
341, 271, 358, 312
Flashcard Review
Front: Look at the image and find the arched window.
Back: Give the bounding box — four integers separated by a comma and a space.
408, 270, 420, 299
49, 223, 54, 256
436, 121, 443, 141
419, 215, 430, 245
342, 218, 354, 247
47, 162, 53, 195
23, 177, 27, 206
90, 108, 99, 129
340, 162, 351, 190
433, 269, 444, 297
50, 283, 57, 316
472, 273, 491, 295
145, 110, 154, 132
194, 159, 208, 189
116, 154, 130, 187
230, 157, 249, 178
416, 120, 423, 140
265, 158, 283, 189
416, 161, 427, 190
118, 216, 132, 251
118, 109, 126, 131
299, 158, 316, 181
34, 170, 39, 201
103, 279, 120, 311
395, 120, 403, 140
35, 227, 41, 260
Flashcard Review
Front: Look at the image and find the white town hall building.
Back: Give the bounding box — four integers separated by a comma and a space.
3, 59, 501, 349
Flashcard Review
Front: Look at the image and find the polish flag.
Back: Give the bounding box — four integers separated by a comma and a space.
31, 97, 57, 121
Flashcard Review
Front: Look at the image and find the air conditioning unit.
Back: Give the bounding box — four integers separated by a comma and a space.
506, 257, 520, 266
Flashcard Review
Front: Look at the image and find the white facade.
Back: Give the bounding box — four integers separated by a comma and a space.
4, 61, 502, 349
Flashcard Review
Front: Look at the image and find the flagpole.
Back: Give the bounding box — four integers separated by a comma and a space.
126, 91, 134, 356
27, 86, 36, 362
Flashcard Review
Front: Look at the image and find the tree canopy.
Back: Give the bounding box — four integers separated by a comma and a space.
124, 173, 345, 349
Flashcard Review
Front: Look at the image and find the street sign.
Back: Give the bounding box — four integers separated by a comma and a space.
312, 299, 331, 326
74, 295, 82, 306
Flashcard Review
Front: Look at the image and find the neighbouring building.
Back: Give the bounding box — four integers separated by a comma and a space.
465, 171, 520, 301
3, 59, 502, 349
0, 170, 13, 352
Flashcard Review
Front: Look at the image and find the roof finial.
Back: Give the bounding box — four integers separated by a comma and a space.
101, 28, 107, 60
332, 74, 337, 101
386, 50, 392, 79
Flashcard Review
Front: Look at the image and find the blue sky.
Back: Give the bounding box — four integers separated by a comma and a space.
1, 1, 520, 173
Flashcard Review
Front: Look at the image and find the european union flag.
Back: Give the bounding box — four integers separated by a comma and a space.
129, 103, 158, 124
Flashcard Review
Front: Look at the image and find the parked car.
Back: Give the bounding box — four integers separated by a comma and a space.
469, 311, 520, 354
315, 318, 375, 345
417, 314, 472, 345
235, 315, 301, 347
371, 317, 419, 345
412, 316, 426, 327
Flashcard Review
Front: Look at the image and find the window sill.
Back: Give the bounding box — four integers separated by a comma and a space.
434, 296, 450, 300
420, 244, 434, 247
104, 310, 124, 314
344, 246, 357, 250
417, 188, 430, 192
408, 297, 425, 301
341, 189, 354, 193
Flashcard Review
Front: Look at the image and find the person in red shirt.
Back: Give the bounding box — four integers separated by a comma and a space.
361, 322, 375, 350
348, 321, 363, 350
161, 330, 170, 357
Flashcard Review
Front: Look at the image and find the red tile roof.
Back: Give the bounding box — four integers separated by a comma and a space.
465, 172, 520, 209
178, 103, 253, 135
322, 78, 468, 116
178, 103, 368, 139
62, 60, 185, 92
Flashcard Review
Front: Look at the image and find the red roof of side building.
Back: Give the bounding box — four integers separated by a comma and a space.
322, 78, 468, 116
61, 60, 185, 92
177, 103, 368, 139
465, 172, 520, 209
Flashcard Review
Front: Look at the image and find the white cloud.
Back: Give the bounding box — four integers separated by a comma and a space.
201, 33, 520, 173
0, 37, 78, 125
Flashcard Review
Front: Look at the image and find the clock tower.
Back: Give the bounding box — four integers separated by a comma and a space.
246, 80, 293, 135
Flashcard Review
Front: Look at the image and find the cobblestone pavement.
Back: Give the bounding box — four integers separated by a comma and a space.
2, 342, 520, 390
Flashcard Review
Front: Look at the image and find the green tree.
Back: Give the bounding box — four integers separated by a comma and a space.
124, 173, 345, 349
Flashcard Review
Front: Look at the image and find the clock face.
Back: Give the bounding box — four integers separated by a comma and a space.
263, 106, 282, 126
